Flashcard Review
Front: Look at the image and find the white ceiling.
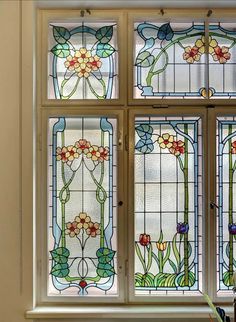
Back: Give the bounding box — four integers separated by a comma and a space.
35, 0, 236, 9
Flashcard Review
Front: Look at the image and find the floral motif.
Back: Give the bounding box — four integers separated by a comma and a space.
64, 48, 103, 79
86, 145, 101, 161
88, 55, 102, 71
65, 221, 80, 237
86, 222, 101, 237
195, 36, 218, 55
75, 139, 91, 155
228, 223, 236, 235
231, 141, 236, 154
67, 145, 79, 161
139, 233, 151, 246
169, 140, 185, 156
212, 46, 231, 64
158, 133, 174, 149
98, 146, 109, 162
183, 46, 201, 64
177, 222, 189, 234
75, 212, 91, 229
156, 241, 167, 251
56, 146, 69, 162
64, 55, 80, 71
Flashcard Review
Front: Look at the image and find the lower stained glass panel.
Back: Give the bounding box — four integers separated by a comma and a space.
48, 117, 117, 296
134, 116, 202, 295
217, 117, 236, 294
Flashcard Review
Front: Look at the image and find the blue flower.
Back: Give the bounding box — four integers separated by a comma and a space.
177, 222, 189, 234
228, 223, 236, 235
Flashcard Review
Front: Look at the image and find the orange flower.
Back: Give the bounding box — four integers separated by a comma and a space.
212, 46, 231, 64
75, 139, 91, 155
88, 55, 102, 71
183, 46, 201, 64
64, 55, 79, 71
231, 141, 236, 154
169, 140, 185, 156
56, 146, 69, 162
86, 222, 101, 237
65, 221, 80, 237
75, 212, 91, 229
86, 145, 101, 161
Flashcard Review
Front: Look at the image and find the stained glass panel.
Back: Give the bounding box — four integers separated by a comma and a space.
134, 116, 202, 295
134, 22, 206, 99
209, 23, 236, 99
217, 117, 236, 294
48, 22, 118, 99
48, 117, 118, 296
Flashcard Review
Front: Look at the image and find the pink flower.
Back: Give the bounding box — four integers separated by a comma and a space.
169, 140, 185, 156
86, 222, 101, 237
212, 46, 231, 64
75, 139, 91, 155
98, 146, 109, 162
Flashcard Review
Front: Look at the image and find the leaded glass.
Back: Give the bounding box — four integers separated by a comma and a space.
134, 22, 206, 99
209, 23, 236, 99
217, 117, 236, 294
48, 22, 118, 99
134, 116, 202, 294
48, 117, 117, 296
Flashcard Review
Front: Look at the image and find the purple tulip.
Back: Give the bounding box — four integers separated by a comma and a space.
228, 223, 236, 235
177, 222, 189, 234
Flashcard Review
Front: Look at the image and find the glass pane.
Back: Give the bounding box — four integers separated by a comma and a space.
134, 116, 202, 295
48, 22, 118, 99
48, 117, 118, 296
209, 23, 236, 99
134, 22, 206, 99
217, 117, 236, 295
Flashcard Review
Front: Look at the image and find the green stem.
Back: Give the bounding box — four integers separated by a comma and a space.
228, 124, 234, 281
146, 32, 203, 86
100, 131, 105, 248
86, 77, 106, 99
183, 124, 189, 286
60, 75, 80, 99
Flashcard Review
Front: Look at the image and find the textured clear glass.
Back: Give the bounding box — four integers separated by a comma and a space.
48, 21, 118, 99
48, 117, 117, 296
134, 116, 202, 295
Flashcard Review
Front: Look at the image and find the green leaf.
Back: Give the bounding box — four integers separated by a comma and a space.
176, 271, 195, 287
51, 263, 69, 277
154, 272, 176, 287
146, 243, 153, 272
172, 233, 180, 269
135, 272, 144, 286
168, 259, 177, 274
53, 26, 71, 44
50, 247, 70, 264
96, 43, 115, 58
96, 263, 115, 278
141, 273, 155, 287
223, 271, 233, 286
96, 247, 116, 263
136, 124, 153, 140
95, 26, 113, 44
163, 242, 171, 268
135, 51, 154, 67
51, 43, 70, 58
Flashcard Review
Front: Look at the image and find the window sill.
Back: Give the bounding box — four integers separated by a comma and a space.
25, 305, 234, 319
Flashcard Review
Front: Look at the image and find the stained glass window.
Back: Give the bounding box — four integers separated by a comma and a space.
48, 22, 118, 99
134, 22, 206, 99
217, 117, 236, 294
134, 116, 202, 294
209, 23, 236, 99
48, 117, 118, 296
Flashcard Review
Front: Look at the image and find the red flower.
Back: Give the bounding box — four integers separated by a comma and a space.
212, 46, 231, 64
98, 146, 109, 162
169, 140, 185, 156
139, 233, 151, 246
75, 139, 91, 155
231, 141, 236, 154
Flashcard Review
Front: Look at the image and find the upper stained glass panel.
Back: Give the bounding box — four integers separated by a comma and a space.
48, 117, 118, 296
209, 23, 236, 99
134, 116, 202, 295
48, 22, 118, 99
134, 22, 206, 99
217, 117, 236, 295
